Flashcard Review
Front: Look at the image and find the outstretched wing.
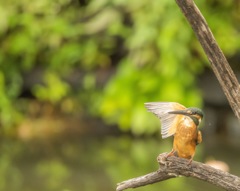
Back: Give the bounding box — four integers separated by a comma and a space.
144, 102, 186, 138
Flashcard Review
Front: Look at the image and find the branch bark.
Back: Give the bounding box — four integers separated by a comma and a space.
116, 153, 240, 191
175, 0, 240, 118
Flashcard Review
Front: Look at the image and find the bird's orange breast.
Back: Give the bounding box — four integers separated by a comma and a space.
173, 116, 198, 159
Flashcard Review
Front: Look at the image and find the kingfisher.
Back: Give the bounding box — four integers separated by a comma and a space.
145, 102, 203, 164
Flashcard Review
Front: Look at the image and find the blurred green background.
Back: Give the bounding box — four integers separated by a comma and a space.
0, 0, 240, 190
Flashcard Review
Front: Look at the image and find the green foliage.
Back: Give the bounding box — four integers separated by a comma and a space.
95, 0, 240, 134
33, 72, 70, 103
0, 0, 240, 132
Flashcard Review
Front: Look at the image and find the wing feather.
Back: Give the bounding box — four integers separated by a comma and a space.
144, 102, 186, 138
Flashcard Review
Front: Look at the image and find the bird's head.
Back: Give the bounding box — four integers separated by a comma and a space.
168, 107, 204, 126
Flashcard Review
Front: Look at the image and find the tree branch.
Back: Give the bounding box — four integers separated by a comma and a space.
175, 0, 240, 118
116, 153, 240, 191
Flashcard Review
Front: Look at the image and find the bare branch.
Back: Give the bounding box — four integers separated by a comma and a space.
116, 153, 240, 191
175, 0, 240, 118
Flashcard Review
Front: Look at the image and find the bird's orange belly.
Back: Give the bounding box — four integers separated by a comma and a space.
173, 140, 196, 159
173, 129, 197, 159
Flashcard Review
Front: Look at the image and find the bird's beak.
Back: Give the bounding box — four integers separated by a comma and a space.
168, 109, 191, 116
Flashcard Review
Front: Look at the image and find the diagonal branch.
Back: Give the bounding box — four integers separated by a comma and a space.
175, 0, 240, 118
116, 153, 240, 191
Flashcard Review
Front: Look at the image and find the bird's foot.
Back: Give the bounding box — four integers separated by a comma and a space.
187, 158, 193, 166
166, 149, 176, 159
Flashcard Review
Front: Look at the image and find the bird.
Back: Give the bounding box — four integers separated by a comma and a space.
144, 102, 203, 164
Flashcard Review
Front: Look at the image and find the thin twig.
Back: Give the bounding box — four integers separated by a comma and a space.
116, 153, 240, 191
